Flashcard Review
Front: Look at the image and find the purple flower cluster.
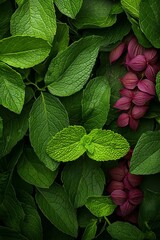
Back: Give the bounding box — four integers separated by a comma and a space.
110, 37, 160, 130
107, 150, 143, 223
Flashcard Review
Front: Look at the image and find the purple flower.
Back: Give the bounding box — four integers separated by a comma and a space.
127, 173, 143, 187
129, 116, 139, 131
128, 37, 144, 59
120, 88, 134, 98
131, 105, 148, 119
109, 42, 125, 64
109, 166, 126, 181
111, 190, 127, 205
120, 72, 139, 89
117, 113, 130, 127
145, 64, 160, 82
126, 55, 147, 72
107, 180, 124, 193
118, 200, 136, 217
144, 48, 158, 64
137, 79, 155, 95
132, 90, 153, 106
128, 188, 143, 205
114, 97, 132, 110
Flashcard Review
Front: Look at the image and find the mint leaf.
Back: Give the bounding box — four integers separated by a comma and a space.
72, 0, 116, 29
87, 129, 130, 161
82, 220, 97, 240
0, 36, 51, 68
17, 148, 58, 188
121, 0, 141, 18
85, 196, 116, 218
107, 221, 144, 240
130, 131, 160, 174
0, 227, 28, 240
29, 93, 69, 170
45, 36, 102, 97
139, 0, 160, 48
36, 184, 78, 237
55, 0, 83, 19
11, 0, 56, 44
46, 126, 86, 162
0, 62, 25, 114
61, 158, 105, 207
82, 76, 111, 132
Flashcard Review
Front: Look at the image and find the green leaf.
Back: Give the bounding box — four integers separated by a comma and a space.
121, 0, 141, 18
107, 221, 145, 240
0, 62, 25, 114
82, 220, 97, 240
11, 0, 56, 44
87, 129, 130, 161
156, 71, 160, 102
0, 102, 31, 158
29, 92, 69, 170
0, 1, 13, 39
82, 76, 111, 132
0, 36, 51, 68
36, 184, 78, 237
0, 116, 2, 137
139, 0, 160, 48
72, 0, 116, 29
46, 126, 86, 162
44, 36, 102, 97
0, 171, 11, 204
61, 158, 105, 207
0, 227, 28, 240
130, 131, 160, 174
17, 148, 58, 188
85, 196, 116, 218
55, 0, 83, 19
16, 0, 24, 6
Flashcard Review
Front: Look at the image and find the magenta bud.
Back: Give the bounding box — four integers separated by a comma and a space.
107, 180, 124, 193
109, 42, 125, 64
132, 90, 153, 106
123, 176, 133, 190
124, 149, 133, 160
129, 116, 139, 131
123, 209, 138, 224
109, 166, 126, 181
111, 190, 127, 205
117, 113, 130, 127
128, 37, 144, 59
145, 64, 160, 82
144, 48, 158, 64
120, 72, 139, 90
126, 55, 147, 72
114, 97, 132, 110
120, 88, 134, 98
137, 79, 155, 95
131, 105, 148, 119
127, 173, 143, 187
128, 188, 143, 205
119, 200, 136, 216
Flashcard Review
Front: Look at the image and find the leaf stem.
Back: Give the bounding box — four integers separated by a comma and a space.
104, 216, 111, 225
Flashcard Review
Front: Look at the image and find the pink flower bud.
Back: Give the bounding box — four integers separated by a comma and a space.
131, 105, 148, 119
109, 42, 125, 64
129, 116, 139, 131
144, 48, 158, 64
109, 166, 126, 181
123, 176, 133, 190
120, 72, 139, 89
124, 149, 133, 160
119, 200, 136, 216
132, 90, 153, 106
126, 55, 147, 72
145, 64, 160, 82
117, 113, 130, 127
107, 180, 124, 193
127, 173, 143, 187
120, 88, 134, 98
128, 188, 143, 205
128, 37, 144, 59
137, 79, 155, 95
111, 190, 127, 205
114, 97, 132, 110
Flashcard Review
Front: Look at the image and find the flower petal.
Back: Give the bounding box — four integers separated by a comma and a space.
114, 97, 132, 110
107, 180, 124, 193
117, 113, 130, 127
145, 64, 160, 82
129, 116, 139, 131
144, 48, 158, 64
128, 188, 143, 205
120, 72, 139, 89
128, 37, 144, 59
137, 79, 155, 95
111, 190, 127, 206
119, 200, 136, 216
109, 42, 125, 64
132, 90, 153, 106
131, 105, 148, 119
126, 55, 147, 72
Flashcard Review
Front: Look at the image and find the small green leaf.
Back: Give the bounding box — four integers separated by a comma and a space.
17, 148, 58, 188
130, 131, 160, 174
11, 0, 56, 44
36, 184, 78, 237
45, 36, 102, 97
82, 220, 97, 240
156, 71, 160, 102
0, 36, 51, 68
46, 126, 86, 162
0, 62, 25, 114
29, 93, 69, 170
55, 0, 83, 19
62, 158, 105, 207
107, 221, 144, 240
85, 196, 116, 218
87, 129, 130, 161
82, 76, 110, 132
121, 0, 141, 18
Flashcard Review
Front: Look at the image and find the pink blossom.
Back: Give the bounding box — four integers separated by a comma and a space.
111, 190, 127, 205
126, 55, 147, 72
114, 97, 132, 110
145, 64, 160, 82
117, 113, 130, 127
137, 79, 155, 95
120, 88, 134, 98
129, 116, 139, 131
144, 48, 158, 64
109, 42, 125, 64
131, 105, 148, 119
118, 201, 136, 216
132, 90, 153, 106
109, 166, 126, 181
127, 173, 143, 187
107, 180, 124, 193
120, 72, 139, 89
128, 37, 144, 59
123, 176, 133, 190
128, 188, 143, 205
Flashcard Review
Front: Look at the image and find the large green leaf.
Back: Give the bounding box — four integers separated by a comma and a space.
55, 0, 83, 18
72, 0, 116, 29
82, 76, 110, 132
29, 93, 69, 170
36, 184, 78, 237
121, 0, 141, 18
44, 36, 102, 97
139, 0, 160, 48
17, 148, 58, 188
0, 62, 25, 114
0, 36, 51, 68
130, 131, 160, 174
11, 0, 56, 44
81, 220, 97, 240
61, 158, 105, 207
